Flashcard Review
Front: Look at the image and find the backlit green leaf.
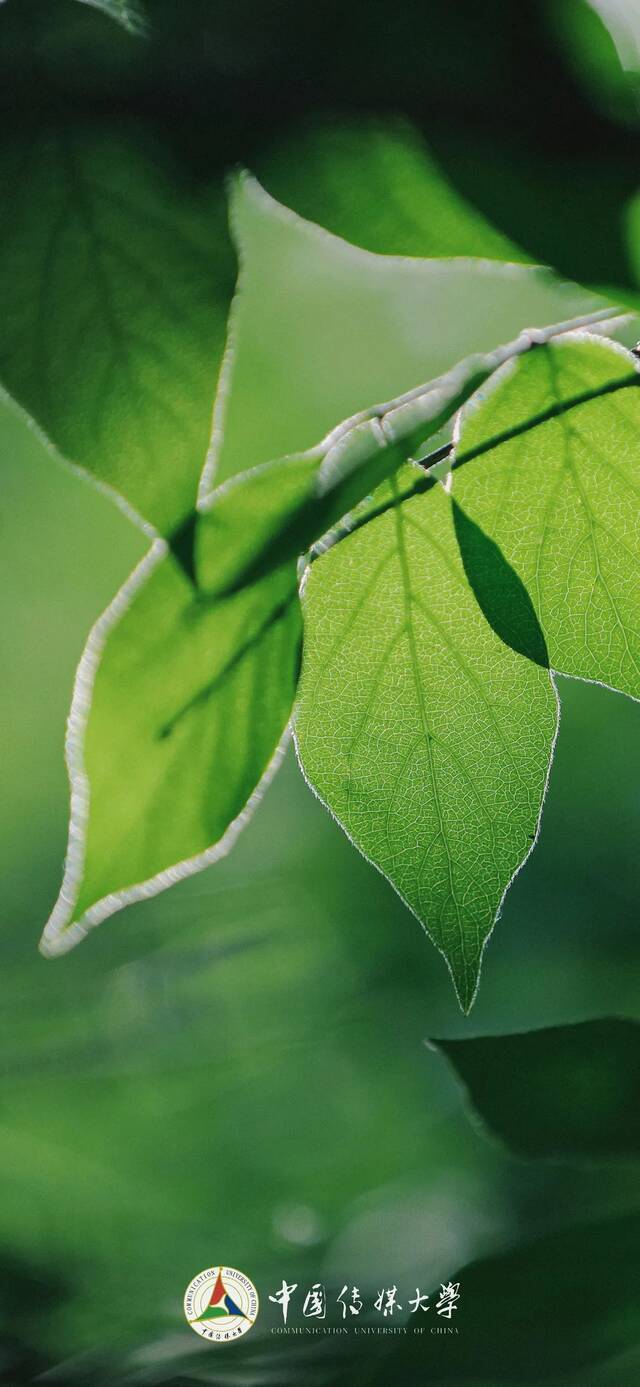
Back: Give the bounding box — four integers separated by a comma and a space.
41, 329, 572, 958
295, 481, 558, 1012
0, 123, 231, 535
40, 539, 300, 957
33, 172, 630, 963
453, 335, 640, 698
430, 1018, 640, 1159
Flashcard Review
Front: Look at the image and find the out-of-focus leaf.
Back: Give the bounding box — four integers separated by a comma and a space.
76, 0, 147, 36
381, 1212, 640, 1380
586, 0, 640, 74
430, 1018, 640, 1160
40, 540, 300, 957
452, 335, 640, 699
547, 0, 640, 129
257, 118, 525, 260
430, 120, 640, 308
624, 190, 640, 287
0, 123, 232, 535
205, 173, 607, 495
295, 482, 557, 1012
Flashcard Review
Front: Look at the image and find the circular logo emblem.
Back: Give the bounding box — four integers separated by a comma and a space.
184, 1265, 259, 1343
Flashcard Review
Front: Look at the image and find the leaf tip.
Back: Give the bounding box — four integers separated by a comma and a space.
38, 917, 86, 960
446, 954, 482, 1015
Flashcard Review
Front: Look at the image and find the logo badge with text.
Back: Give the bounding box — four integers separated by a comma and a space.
184, 1265, 259, 1343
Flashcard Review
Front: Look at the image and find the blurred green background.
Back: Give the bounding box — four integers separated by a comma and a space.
1, 1, 640, 1384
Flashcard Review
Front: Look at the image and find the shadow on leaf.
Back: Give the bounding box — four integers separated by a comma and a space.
452, 499, 549, 668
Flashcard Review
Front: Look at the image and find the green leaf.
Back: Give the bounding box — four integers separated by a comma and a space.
194, 326, 637, 1016
39, 538, 300, 957
430, 1018, 640, 1160
452, 335, 640, 699
549, 0, 640, 130
257, 117, 526, 260
371, 1213, 640, 1381
75, 0, 147, 35
295, 480, 558, 1012
0, 123, 232, 535
205, 173, 608, 495
41, 320, 588, 958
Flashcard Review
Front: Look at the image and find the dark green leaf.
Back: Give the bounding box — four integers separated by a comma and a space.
430, 1018, 640, 1160
378, 1212, 640, 1381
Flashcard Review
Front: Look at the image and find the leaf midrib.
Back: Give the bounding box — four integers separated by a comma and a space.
390, 479, 468, 972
